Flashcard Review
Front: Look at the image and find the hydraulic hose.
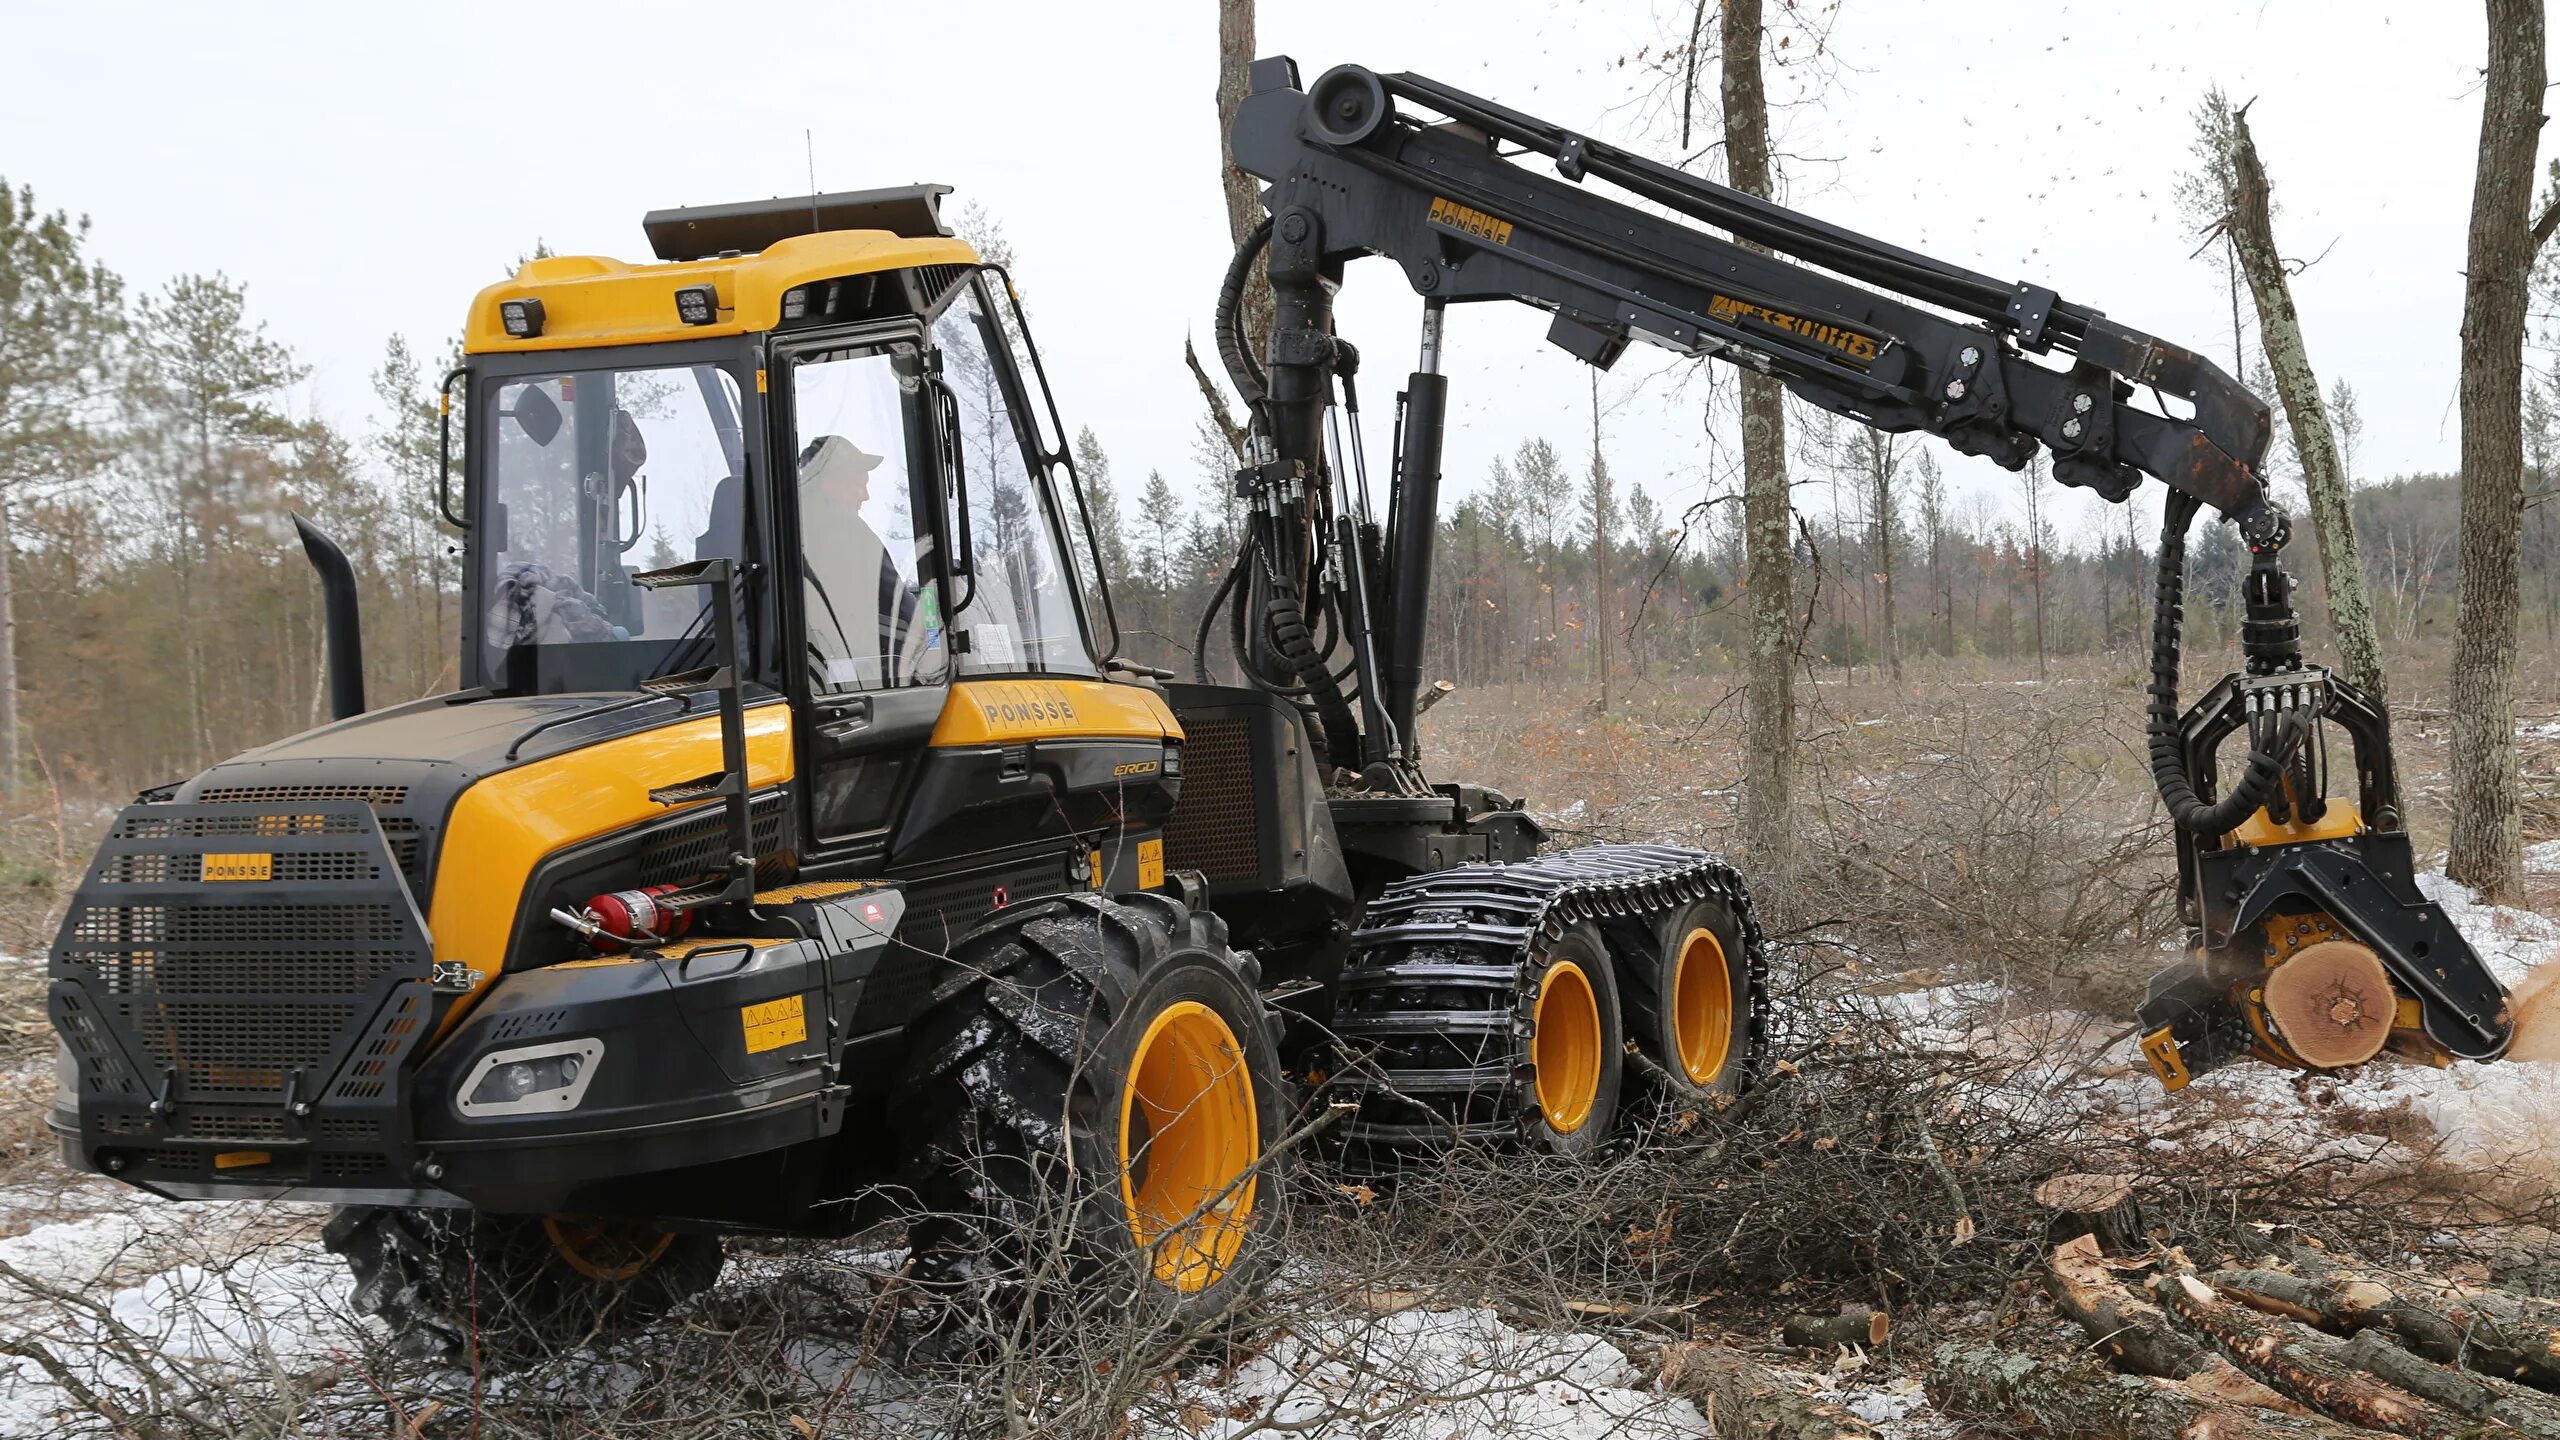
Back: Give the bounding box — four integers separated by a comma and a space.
1215, 217, 1275, 411
1192, 550, 1242, 683
2147, 492, 2304, 834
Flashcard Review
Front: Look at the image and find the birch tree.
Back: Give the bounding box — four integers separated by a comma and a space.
2219, 98, 2392, 739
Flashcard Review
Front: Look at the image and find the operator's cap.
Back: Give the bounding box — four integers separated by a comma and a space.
798, 434, 885, 486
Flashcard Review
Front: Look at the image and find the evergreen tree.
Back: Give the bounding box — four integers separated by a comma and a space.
0, 179, 123, 789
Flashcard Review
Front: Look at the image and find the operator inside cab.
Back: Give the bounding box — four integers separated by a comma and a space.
797, 433, 919, 689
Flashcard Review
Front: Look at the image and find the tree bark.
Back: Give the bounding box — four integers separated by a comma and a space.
2048, 1234, 2214, 1379
1653, 1342, 1877, 1438
2223, 105, 2394, 775
1724, 0, 1795, 879
2154, 1273, 2470, 1437
2325, 1329, 2560, 1438
0, 493, 20, 795
1592, 371, 1612, 714
1215, 0, 1274, 366
2210, 1266, 2560, 1393
1782, 1308, 1889, 1351
2447, 0, 2548, 901
1926, 1343, 2381, 1440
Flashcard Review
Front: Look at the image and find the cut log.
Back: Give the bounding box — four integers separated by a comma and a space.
2154, 1273, 2471, 1438
1925, 1342, 2394, 1440
2212, 1266, 2560, 1393
1782, 1308, 1890, 1351
2324, 1329, 2560, 1439
2036, 1171, 2151, 1254
1653, 1342, 1877, 1439
2050, 1234, 2213, 1378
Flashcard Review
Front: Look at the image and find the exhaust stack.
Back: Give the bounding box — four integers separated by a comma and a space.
293, 514, 366, 721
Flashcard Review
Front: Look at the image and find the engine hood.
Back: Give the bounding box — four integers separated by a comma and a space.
171, 691, 730, 909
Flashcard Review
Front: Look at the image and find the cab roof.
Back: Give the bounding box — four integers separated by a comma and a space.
465, 185, 980, 355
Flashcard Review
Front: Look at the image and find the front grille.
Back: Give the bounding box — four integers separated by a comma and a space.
200, 784, 411, 806
178, 1105, 290, 1141
51, 799, 436, 1154
1164, 717, 1261, 883
198, 784, 433, 903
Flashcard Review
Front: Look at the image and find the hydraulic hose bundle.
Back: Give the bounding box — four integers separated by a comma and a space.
2145, 492, 2308, 836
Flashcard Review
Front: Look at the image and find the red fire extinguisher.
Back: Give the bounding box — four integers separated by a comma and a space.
576, 884, 697, 951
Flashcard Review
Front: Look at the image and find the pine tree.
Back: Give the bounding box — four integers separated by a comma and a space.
0, 179, 123, 790
131, 273, 305, 759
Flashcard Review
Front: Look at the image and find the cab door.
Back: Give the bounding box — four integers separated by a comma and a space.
772, 333, 949, 858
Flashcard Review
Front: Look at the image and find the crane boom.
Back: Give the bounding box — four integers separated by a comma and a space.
1207, 57, 2514, 1092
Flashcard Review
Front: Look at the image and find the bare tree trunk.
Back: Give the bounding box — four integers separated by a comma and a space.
2224, 106, 2394, 745
0, 494, 20, 796
2448, 0, 2547, 901
1592, 371, 1611, 714
1869, 437, 1900, 684
1215, 0, 1274, 365
1725, 0, 1794, 878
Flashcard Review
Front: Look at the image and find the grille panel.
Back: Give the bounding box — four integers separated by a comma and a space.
1163, 717, 1261, 883
52, 799, 436, 1134
200, 784, 412, 807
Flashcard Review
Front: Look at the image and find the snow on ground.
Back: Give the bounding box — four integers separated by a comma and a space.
1149, 1303, 1706, 1440
0, 1195, 348, 1434
1856, 869, 2560, 1193
2526, 838, 2560, 874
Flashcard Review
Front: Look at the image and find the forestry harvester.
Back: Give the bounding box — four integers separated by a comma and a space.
44, 59, 2515, 1352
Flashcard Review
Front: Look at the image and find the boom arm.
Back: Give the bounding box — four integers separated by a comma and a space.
1217, 58, 2279, 767
1208, 57, 2513, 1086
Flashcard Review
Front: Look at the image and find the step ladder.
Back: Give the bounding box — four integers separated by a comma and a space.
632, 557, 758, 908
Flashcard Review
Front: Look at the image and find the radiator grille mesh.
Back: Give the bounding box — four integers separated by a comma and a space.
1163, 717, 1261, 884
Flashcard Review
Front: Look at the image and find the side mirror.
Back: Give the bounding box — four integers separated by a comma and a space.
509, 385, 564, 447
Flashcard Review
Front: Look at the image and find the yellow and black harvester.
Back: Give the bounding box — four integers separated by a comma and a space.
48, 59, 2513, 1354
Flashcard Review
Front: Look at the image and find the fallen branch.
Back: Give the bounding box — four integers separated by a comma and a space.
2154, 1273, 2469, 1438
2320, 1329, 2560, 1439
1653, 1341, 1878, 1439
2212, 1266, 2560, 1393
2048, 1234, 2212, 1379
1926, 1342, 2391, 1440
1782, 1308, 1889, 1352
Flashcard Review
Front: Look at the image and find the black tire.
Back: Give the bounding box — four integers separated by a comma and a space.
1521, 922, 1624, 1158
896, 891, 1288, 1333
1618, 898, 1754, 1104
323, 1206, 722, 1365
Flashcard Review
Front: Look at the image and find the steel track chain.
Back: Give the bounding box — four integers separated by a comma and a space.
1326, 842, 1769, 1147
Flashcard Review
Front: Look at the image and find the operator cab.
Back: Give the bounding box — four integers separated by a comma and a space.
458, 187, 1117, 855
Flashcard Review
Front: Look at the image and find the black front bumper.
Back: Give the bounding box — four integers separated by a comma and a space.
51, 795, 901, 1213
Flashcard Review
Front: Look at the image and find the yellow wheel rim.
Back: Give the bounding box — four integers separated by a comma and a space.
541, 1216, 676, 1283
1119, 1000, 1259, 1294
1532, 958, 1602, 1134
1671, 927, 1735, 1085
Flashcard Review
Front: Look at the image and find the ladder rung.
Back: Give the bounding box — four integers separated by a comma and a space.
641, 665, 732, 696
634, 559, 723, 589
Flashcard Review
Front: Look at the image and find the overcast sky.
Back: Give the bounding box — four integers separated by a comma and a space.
0, 1, 2532, 550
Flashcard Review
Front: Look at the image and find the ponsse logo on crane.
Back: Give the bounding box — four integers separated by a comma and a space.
1706, 292, 1884, 370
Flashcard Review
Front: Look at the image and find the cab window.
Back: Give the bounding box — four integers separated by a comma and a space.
931, 283, 1096, 677
788, 348, 942, 692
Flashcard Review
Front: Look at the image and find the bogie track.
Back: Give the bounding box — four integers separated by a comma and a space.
1328, 844, 1770, 1149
